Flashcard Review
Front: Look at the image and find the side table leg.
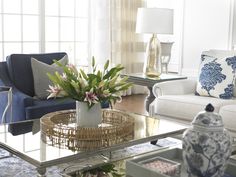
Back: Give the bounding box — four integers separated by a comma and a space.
37, 167, 46, 177
145, 87, 155, 112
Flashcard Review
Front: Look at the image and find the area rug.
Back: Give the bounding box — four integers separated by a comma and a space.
0, 137, 181, 177
0, 150, 62, 177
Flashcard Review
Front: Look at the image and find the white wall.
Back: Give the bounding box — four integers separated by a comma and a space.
181, 0, 233, 77
233, 0, 236, 48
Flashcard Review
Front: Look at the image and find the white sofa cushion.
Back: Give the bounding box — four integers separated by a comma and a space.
153, 79, 197, 97
155, 94, 236, 122
219, 105, 236, 132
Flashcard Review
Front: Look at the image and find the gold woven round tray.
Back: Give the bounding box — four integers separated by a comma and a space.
40, 109, 135, 151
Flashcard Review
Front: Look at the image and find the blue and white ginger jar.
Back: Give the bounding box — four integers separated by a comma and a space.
182, 103, 232, 177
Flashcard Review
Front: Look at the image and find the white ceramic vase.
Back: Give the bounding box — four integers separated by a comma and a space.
76, 101, 102, 127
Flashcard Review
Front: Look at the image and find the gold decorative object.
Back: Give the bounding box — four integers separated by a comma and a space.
136, 8, 174, 77
40, 109, 134, 151
144, 34, 161, 77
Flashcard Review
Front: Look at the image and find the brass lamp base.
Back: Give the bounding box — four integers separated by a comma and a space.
146, 72, 160, 78
143, 34, 161, 78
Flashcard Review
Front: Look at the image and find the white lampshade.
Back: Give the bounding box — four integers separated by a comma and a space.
136, 8, 174, 34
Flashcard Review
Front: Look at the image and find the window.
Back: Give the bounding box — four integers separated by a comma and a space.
0, 0, 40, 59
45, 0, 89, 66
0, 0, 90, 69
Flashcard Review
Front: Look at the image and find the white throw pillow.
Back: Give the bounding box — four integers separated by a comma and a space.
196, 54, 236, 99
31, 55, 68, 99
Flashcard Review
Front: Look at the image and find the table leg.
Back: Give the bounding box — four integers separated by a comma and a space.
145, 87, 155, 112
37, 167, 46, 177
150, 140, 158, 145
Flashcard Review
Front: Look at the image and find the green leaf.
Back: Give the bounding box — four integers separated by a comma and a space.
110, 67, 124, 79
91, 78, 97, 87
97, 70, 102, 80
103, 66, 124, 80
117, 83, 133, 91
92, 56, 95, 67
104, 60, 109, 71
119, 76, 129, 83
47, 73, 58, 84
112, 172, 124, 177
99, 163, 115, 173
93, 65, 97, 74
87, 74, 101, 84
109, 75, 118, 87
80, 69, 88, 80
52, 59, 63, 67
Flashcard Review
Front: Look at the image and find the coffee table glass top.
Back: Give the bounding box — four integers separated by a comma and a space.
0, 109, 188, 167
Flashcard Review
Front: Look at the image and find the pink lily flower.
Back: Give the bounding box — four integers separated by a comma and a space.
67, 64, 78, 75
61, 73, 67, 81
47, 85, 67, 99
84, 89, 99, 105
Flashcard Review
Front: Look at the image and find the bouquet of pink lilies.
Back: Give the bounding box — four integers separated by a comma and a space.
47, 57, 132, 108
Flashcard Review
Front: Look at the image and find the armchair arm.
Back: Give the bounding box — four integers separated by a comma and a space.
152, 79, 197, 98
0, 62, 34, 123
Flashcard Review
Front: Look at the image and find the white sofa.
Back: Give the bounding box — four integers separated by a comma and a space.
149, 50, 236, 135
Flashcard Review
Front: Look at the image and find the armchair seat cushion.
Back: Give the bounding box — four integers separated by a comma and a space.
155, 94, 236, 121
25, 98, 75, 119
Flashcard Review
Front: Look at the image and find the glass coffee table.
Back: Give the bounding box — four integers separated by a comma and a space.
0, 109, 188, 176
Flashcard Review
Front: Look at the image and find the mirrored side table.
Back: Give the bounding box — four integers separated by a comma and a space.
122, 73, 187, 112
0, 86, 12, 123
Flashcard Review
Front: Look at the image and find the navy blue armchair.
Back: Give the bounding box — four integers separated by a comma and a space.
0, 53, 109, 126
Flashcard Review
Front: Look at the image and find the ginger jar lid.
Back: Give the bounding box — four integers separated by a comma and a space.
192, 104, 224, 129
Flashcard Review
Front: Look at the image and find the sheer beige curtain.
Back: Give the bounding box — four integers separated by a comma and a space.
110, 0, 148, 95
90, 0, 111, 68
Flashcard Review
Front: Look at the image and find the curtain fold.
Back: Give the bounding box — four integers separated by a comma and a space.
110, 0, 148, 95
90, 0, 111, 68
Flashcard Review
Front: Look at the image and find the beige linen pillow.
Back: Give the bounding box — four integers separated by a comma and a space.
31, 55, 68, 99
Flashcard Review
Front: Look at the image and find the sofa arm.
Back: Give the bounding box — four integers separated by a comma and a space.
152, 79, 197, 98
0, 82, 34, 123
0, 62, 34, 122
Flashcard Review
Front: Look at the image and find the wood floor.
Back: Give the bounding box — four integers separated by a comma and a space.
113, 94, 148, 116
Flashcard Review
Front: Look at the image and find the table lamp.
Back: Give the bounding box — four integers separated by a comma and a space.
136, 8, 173, 77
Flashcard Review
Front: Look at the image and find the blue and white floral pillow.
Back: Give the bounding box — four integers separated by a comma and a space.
196, 54, 236, 99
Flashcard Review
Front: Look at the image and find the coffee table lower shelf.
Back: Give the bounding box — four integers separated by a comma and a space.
126, 148, 236, 177
61, 138, 181, 176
